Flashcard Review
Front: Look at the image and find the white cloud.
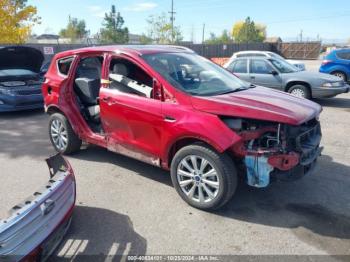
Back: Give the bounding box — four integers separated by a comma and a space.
123, 2, 158, 12
87, 5, 107, 18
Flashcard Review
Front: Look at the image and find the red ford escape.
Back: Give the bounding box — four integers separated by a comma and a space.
42, 45, 322, 210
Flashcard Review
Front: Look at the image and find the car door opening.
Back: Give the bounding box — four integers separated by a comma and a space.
73, 56, 103, 133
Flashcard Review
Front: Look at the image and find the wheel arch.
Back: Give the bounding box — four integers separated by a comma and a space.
46, 105, 64, 115
46, 105, 81, 137
164, 136, 231, 170
285, 81, 312, 95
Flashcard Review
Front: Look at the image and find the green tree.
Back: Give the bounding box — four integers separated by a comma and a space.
140, 34, 153, 44
205, 30, 233, 44
99, 5, 129, 44
59, 16, 89, 42
0, 0, 40, 44
144, 13, 183, 44
232, 17, 266, 43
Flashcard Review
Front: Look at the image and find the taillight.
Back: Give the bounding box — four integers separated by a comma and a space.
322, 60, 332, 65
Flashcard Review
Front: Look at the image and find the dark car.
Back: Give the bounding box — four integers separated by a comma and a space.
42, 45, 322, 210
225, 56, 349, 99
0, 46, 45, 112
319, 48, 350, 82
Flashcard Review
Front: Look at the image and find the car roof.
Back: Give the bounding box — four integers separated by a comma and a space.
232, 56, 272, 60
54, 45, 195, 59
235, 50, 267, 53
334, 48, 350, 53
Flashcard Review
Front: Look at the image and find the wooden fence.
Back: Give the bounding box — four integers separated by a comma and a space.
279, 42, 321, 60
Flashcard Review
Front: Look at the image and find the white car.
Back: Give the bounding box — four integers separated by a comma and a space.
224, 51, 306, 71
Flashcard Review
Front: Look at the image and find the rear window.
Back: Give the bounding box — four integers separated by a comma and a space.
57, 57, 74, 76
230, 60, 248, 73
336, 51, 350, 60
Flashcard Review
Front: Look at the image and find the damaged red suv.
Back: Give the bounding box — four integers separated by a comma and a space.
42, 45, 322, 210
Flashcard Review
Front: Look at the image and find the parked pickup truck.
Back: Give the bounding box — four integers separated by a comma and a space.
42, 45, 322, 210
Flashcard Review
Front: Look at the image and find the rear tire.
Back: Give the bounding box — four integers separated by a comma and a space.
170, 143, 237, 210
48, 113, 82, 154
288, 84, 311, 99
331, 71, 347, 82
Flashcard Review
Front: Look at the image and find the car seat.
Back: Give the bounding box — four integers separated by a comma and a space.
74, 67, 101, 122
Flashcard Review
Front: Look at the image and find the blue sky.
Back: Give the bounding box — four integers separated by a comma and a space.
28, 0, 350, 43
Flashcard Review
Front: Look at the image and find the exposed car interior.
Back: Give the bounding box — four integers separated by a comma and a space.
109, 58, 153, 98
73, 56, 103, 132
72, 56, 156, 133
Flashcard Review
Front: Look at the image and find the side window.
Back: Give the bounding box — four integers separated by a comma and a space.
57, 57, 74, 76
336, 51, 350, 60
232, 59, 247, 73
250, 59, 273, 74
109, 58, 154, 99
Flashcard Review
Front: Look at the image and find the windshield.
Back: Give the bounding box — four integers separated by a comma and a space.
269, 58, 298, 73
142, 52, 248, 96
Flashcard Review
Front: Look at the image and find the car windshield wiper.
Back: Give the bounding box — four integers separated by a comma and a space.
216, 87, 249, 95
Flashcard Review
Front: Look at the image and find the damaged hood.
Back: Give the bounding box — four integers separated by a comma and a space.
191, 86, 322, 125
0, 46, 44, 73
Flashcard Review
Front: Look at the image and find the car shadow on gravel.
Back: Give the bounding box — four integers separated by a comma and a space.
314, 97, 350, 109
72, 146, 173, 187
52, 205, 147, 262
0, 109, 53, 158
217, 154, 350, 255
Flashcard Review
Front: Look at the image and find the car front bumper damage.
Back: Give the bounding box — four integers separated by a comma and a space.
232, 119, 322, 188
0, 154, 76, 262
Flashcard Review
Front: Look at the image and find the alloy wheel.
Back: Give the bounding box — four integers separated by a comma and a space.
176, 155, 220, 203
334, 72, 346, 81
290, 88, 305, 98
50, 119, 68, 151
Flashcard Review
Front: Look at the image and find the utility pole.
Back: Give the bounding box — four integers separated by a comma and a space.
169, 0, 176, 43
299, 29, 303, 42
202, 23, 206, 44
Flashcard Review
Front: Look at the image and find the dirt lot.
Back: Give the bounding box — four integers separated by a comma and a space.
0, 60, 349, 259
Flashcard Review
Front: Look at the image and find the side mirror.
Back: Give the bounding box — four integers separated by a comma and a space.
270, 70, 279, 75
153, 78, 164, 100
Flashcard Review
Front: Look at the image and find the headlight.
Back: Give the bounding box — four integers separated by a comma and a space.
322, 81, 344, 88
0, 88, 15, 96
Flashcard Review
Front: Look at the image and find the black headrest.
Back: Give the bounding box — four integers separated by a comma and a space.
77, 67, 100, 79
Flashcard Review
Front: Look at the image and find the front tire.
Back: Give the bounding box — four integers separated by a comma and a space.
288, 84, 311, 99
170, 143, 237, 210
48, 113, 82, 154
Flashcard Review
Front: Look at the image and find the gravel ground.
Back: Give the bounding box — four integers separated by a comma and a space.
0, 60, 349, 259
